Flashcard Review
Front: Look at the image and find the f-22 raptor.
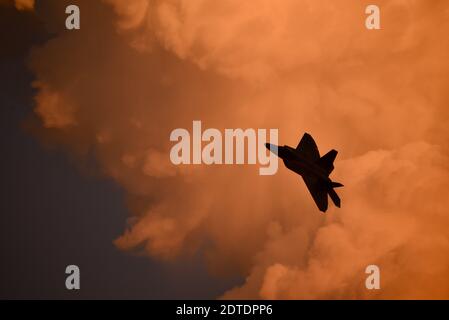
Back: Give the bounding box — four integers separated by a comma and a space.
266, 133, 343, 212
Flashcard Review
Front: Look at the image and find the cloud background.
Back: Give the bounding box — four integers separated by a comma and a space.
0, 0, 34, 11
25, 0, 449, 298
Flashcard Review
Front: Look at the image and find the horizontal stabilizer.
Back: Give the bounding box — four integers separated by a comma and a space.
328, 188, 341, 208
331, 182, 344, 188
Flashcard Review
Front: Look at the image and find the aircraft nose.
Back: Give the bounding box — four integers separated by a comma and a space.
265, 143, 279, 155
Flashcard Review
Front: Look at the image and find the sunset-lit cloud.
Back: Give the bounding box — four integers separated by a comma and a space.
0, 0, 35, 11
15, 0, 34, 11
28, 0, 449, 299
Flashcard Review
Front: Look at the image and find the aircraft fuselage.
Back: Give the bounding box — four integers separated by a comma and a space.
267, 144, 330, 183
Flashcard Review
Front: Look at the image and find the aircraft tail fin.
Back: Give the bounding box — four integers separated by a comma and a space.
318, 149, 338, 175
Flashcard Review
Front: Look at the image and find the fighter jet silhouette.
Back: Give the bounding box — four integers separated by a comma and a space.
266, 133, 343, 212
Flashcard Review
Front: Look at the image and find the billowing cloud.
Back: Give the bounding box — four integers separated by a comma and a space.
28, 0, 449, 298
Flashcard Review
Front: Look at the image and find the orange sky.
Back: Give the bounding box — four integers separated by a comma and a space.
23, 0, 449, 299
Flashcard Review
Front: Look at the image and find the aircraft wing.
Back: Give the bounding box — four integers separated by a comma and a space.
317, 149, 338, 175
296, 133, 320, 161
302, 175, 328, 212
